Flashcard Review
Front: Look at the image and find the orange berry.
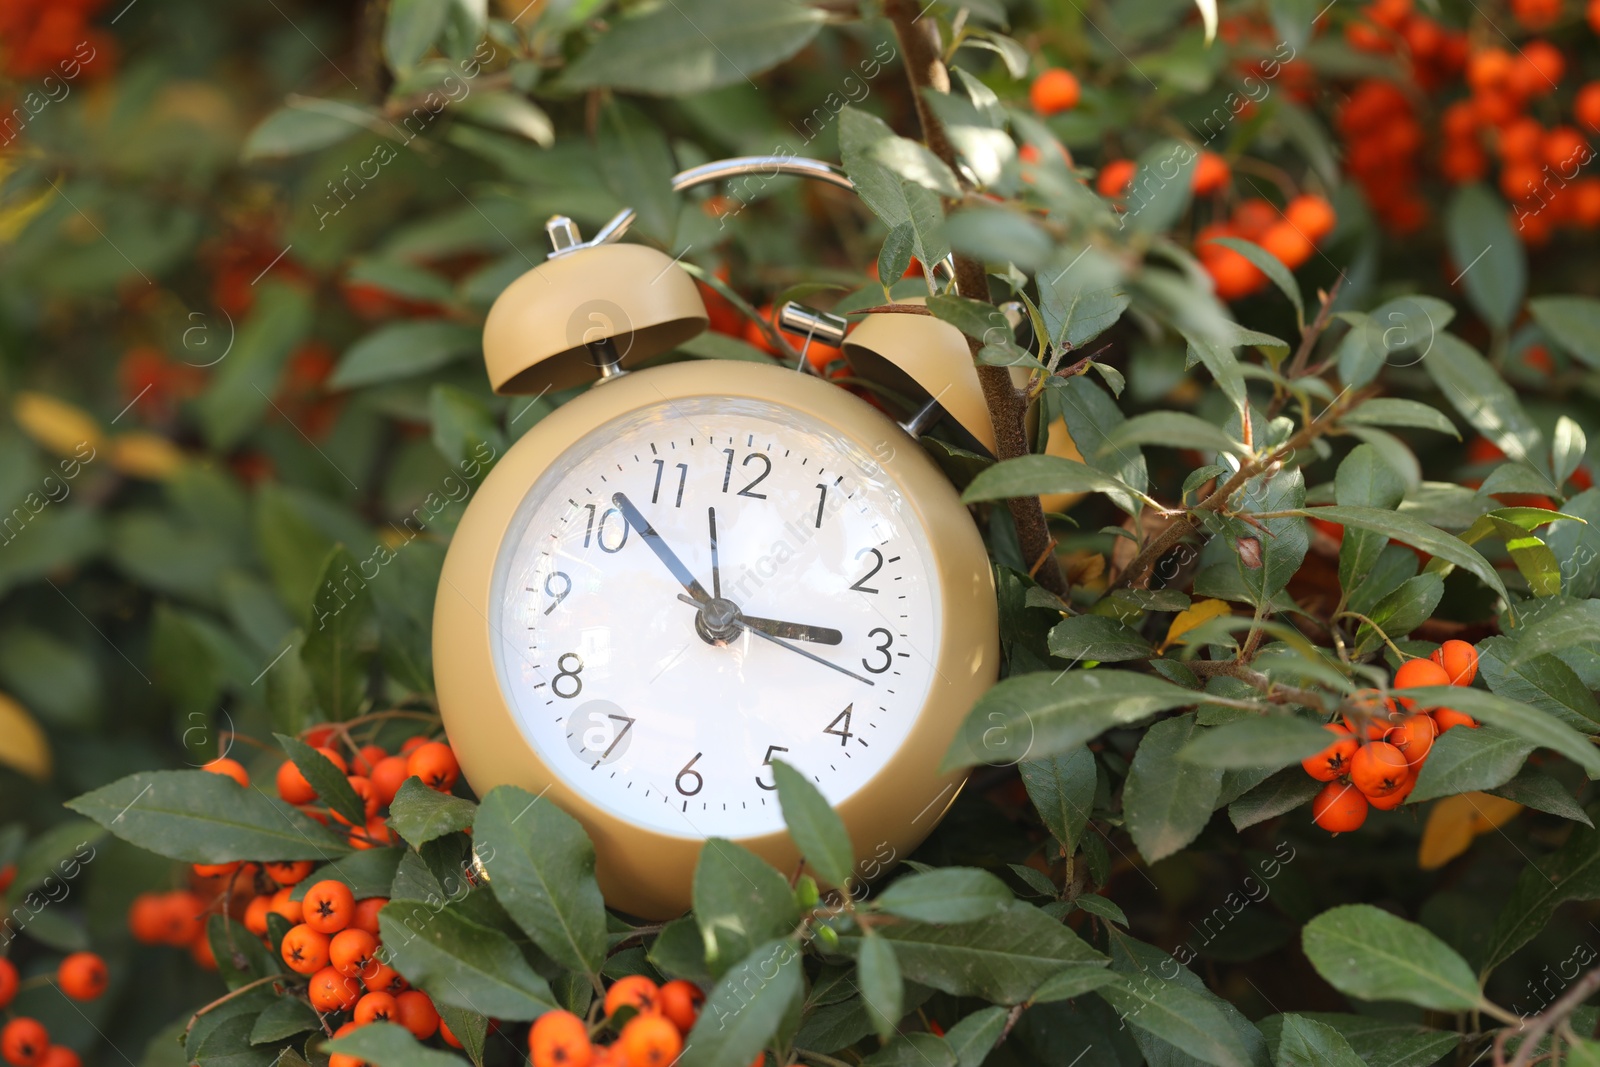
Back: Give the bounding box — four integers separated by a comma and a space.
1512, 40, 1564, 98
1474, 87, 1523, 127
1442, 101, 1479, 139
37, 1049, 78, 1067
1430, 640, 1480, 686
303, 880, 355, 934
0, 866, 12, 894
0, 959, 17, 1009
364, 962, 407, 996
1498, 117, 1543, 160
604, 975, 661, 1018
1285, 194, 1336, 242
329, 928, 379, 979
529, 1010, 593, 1067
1232, 198, 1278, 239
353, 991, 399, 1026
1030, 68, 1081, 115
304, 726, 337, 748
399, 736, 430, 755
1301, 724, 1359, 782
159, 891, 207, 945
1468, 48, 1514, 93
1394, 659, 1451, 709
395, 991, 440, 1040
243, 894, 273, 937
1261, 221, 1314, 269
1191, 151, 1230, 195
658, 979, 705, 1034
1205, 246, 1266, 300
1370, 0, 1412, 29
281, 924, 331, 975
1312, 781, 1370, 832
1350, 741, 1411, 797
1440, 140, 1488, 183
55, 953, 106, 1000
619, 1014, 683, 1067
440, 1021, 462, 1049
1096, 159, 1137, 199
268, 886, 304, 926
1569, 178, 1600, 227
369, 756, 410, 806
1433, 706, 1480, 731
352, 818, 394, 851
266, 860, 315, 886
406, 742, 459, 792
202, 758, 250, 787
2, 1019, 49, 1067
353, 744, 387, 777
1386, 714, 1437, 767
351, 897, 387, 936
1591, 0, 1600, 32
276, 760, 318, 805
1367, 772, 1416, 810
192, 860, 241, 879
332, 777, 378, 826
128, 893, 169, 944
1513, 0, 1562, 29
1545, 126, 1590, 171
1577, 82, 1600, 132
309, 967, 364, 1013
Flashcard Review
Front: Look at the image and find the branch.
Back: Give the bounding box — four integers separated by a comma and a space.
882, 0, 1067, 596
1495, 964, 1600, 1066
185, 975, 285, 1036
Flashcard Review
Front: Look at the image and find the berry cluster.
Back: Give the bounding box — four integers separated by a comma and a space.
1305, 640, 1481, 832
526, 976, 747, 1067
1195, 195, 1338, 300
0, 951, 107, 1067
0, 0, 115, 81
272, 731, 460, 849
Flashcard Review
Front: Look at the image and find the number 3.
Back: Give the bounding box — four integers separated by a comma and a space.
862, 628, 894, 674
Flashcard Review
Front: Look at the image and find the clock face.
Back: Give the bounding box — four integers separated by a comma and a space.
489, 396, 942, 839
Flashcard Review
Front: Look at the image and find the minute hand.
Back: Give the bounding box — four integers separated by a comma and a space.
612, 493, 712, 603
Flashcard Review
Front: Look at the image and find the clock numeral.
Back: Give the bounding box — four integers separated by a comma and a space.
543, 571, 572, 614
850, 548, 883, 594
721, 449, 771, 499
584, 713, 634, 764
813, 484, 828, 528
552, 653, 584, 698
755, 745, 789, 790
581, 503, 630, 553
863, 628, 894, 674
675, 752, 704, 797
824, 705, 854, 747
651, 459, 688, 507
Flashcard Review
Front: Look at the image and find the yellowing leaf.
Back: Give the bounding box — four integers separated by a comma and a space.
110, 433, 186, 480
1161, 598, 1232, 651
0, 692, 52, 780
1193, 0, 1218, 43
14, 391, 105, 457
1419, 792, 1523, 870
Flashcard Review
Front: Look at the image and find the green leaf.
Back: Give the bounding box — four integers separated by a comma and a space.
1299, 505, 1507, 601
275, 733, 365, 826
1179, 716, 1332, 770
377, 903, 556, 1020
1046, 375, 1148, 512
436, 1005, 487, 1067
302, 546, 374, 722
840, 108, 949, 271
862, 1033, 955, 1067
875, 868, 1013, 924
474, 785, 607, 976
597, 99, 677, 244
1482, 824, 1600, 970
191, 1013, 281, 1067
943, 670, 1201, 771
207, 913, 281, 991
1, 821, 101, 908
679, 939, 803, 1067
1343, 398, 1460, 438
1445, 184, 1525, 330
1398, 685, 1600, 776
1040, 274, 1131, 351
454, 92, 553, 147
1229, 468, 1308, 606
387, 778, 476, 846
1124, 717, 1224, 863
1073, 894, 1128, 926
771, 761, 854, 888
197, 284, 314, 450
1407, 727, 1532, 803
1213, 237, 1305, 321
926, 294, 1008, 344
248, 997, 319, 1045
286, 847, 404, 901
962, 454, 1138, 505
844, 901, 1103, 1005
560, 0, 823, 95
1553, 416, 1588, 487
330, 321, 480, 389
1529, 295, 1600, 370
1029, 963, 1124, 1002
1423, 333, 1542, 469
1259, 1014, 1460, 1067
66, 770, 349, 862
243, 99, 378, 159
1487, 764, 1592, 826
430, 385, 506, 472
1354, 573, 1443, 655
1274, 1014, 1367, 1067
1123, 140, 1200, 235
1510, 599, 1600, 666
1478, 634, 1600, 730
693, 839, 799, 978
1096, 980, 1253, 1067
1228, 769, 1322, 830
857, 931, 903, 1043
1337, 296, 1455, 389
942, 1007, 1009, 1067
1047, 614, 1155, 662
1100, 411, 1247, 457
1019, 746, 1097, 856
384, 0, 449, 72
326, 1019, 464, 1067
1301, 904, 1485, 1011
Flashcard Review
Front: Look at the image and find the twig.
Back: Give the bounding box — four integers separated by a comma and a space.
1184, 659, 1332, 710
882, 0, 1067, 596
1495, 964, 1600, 1066
1268, 276, 1345, 418
184, 975, 284, 1036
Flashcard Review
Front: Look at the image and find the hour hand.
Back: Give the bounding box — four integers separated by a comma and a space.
672, 594, 842, 646
612, 493, 712, 603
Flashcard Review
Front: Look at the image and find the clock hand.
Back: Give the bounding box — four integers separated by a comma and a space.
612, 492, 712, 603
675, 594, 866, 681
708, 506, 721, 600
673, 594, 842, 645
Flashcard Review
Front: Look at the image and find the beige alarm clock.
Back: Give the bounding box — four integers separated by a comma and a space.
434, 156, 999, 919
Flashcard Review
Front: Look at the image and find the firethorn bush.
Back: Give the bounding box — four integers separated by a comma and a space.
4, 0, 1600, 1064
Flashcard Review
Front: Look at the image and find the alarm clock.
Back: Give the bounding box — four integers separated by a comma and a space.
434, 156, 1000, 919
